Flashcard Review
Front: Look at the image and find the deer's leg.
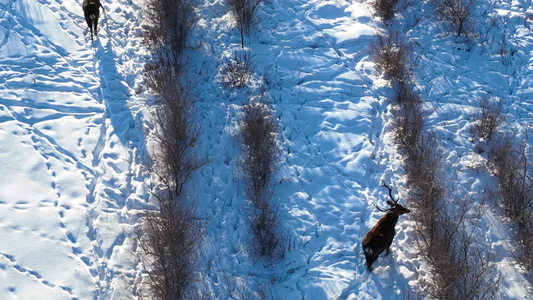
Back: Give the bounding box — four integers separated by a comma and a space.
385, 233, 395, 255
94, 15, 99, 35
85, 16, 93, 40
363, 247, 379, 271
365, 253, 373, 271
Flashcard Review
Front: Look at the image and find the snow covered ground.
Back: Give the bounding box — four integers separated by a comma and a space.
1, 0, 533, 298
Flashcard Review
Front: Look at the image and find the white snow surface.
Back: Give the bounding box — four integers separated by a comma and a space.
0, 0, 532, 298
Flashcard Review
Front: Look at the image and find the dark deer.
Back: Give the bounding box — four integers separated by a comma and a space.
362, 182, 410, 271
83, 0, 105, 41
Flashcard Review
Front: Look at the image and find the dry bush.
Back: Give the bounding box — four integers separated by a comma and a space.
405, 138, 500, 299
221, 52, 254, 89
136, 82, 204, 299
151, 93, 203, 198
393, 92, 500, 299
143, 0, 196, 61
473, 97, 503, 141
372, 0, 400, 23
136, 192, 202, 300
430, 0, 477, 39
223, 275, 278, 300
144, 57, 184, 99
404, 131, 444, 242
239, 99, 284, 261
248, 200, 284, 260
137, 47, 204, 298
229, 0, 263, 47
499, 32, 518, 66
393, 95, 424, 151
488, 133, 533, 270
423, 230, 500, 300
241, 100, 278, 198
138, 0, 204, 297
488, 134, 531, 222
371, 31, 413, 84
499, 33, 510, 65
393, 80, 420, 105
520, 219, 533, 272
414, 196, 500, 300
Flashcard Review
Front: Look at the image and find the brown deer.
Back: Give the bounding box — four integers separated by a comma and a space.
362, 182, 410, 271
83, 0, 105, 41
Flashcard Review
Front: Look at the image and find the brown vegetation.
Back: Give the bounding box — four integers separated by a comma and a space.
371, 24, 500, 298
136, 0, 204, 298
239, 99, 284, 261
473, 97, 503, 141
430, 0, 477, 39
221, 51, 254, 89
371, 31, 413, 85
372, 0, 400, 23
229, 0, 263, 47
488, 133, 533, 270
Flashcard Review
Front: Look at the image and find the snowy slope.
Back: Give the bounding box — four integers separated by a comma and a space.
1, 0, 533, 298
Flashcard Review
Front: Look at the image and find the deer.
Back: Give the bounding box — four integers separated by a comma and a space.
362, 182, 410, 271
83, 0, 105, 41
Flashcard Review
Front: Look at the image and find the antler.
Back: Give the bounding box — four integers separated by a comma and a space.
381, 181, 399, 204
372, 201, 387, 212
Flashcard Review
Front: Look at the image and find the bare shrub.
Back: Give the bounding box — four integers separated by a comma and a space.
144, 56, 184, 98
239, 99, 284, 261
414, 196, 500, 300
228, 0, 263, 48
248, 200, 284, 260
371, 31, 413, 84
221, 51, 254, 89
138, 0, 204, 297
393, 94, 500, 299
394, 80, 423, 107
223, 275, 278, 300
143, 0, 196, 61
136, 192, 202, 300
393, 95, 424, 150
151, 92, 203, 198
241, 100, 278, 198
404, 138, 500, 299
372, 0, 400, 23
499, 32, 518, 66
137, 53, 204, 299
404, 131, 444, 243
425, 229, 500, 300
473, 97, 503, 141
499, 33, 509, 65
431, 0, 477, 39
488, 134, 531, 222
521, 218, 533, 272
137, 87, 203, 299
488, 133, 533, 270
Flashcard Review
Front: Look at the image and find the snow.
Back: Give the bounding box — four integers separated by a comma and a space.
1, 0, 533, 298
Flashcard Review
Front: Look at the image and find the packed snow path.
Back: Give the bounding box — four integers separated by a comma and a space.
0, 0, 146, 298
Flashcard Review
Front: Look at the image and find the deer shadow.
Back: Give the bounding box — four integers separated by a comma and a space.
93, 37, 142, 149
